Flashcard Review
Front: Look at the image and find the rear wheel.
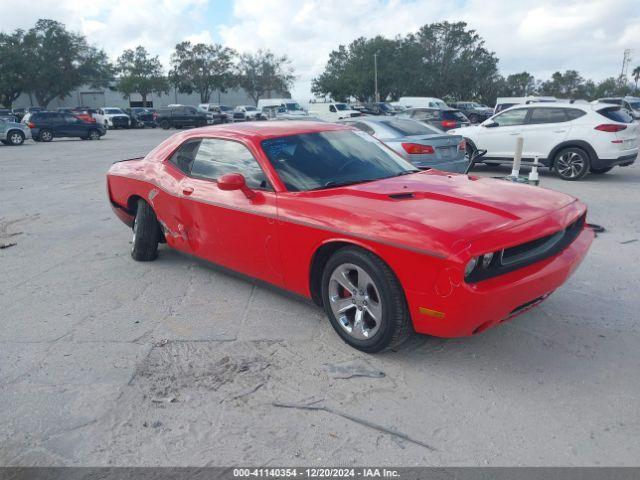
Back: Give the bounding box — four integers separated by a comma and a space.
89, 129, 100, 140
160, 119, 170, 129
590, 166, 613, 174
321, 247, 412, 353
131, 199, 160, 261
39, 129, 53, 142
469, 113, 479, 123
554, 147, 590, 181
7, 130, 24, 146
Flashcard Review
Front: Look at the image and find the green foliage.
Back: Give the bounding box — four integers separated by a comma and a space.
116, 46, 168, 105
237, 50, 295, 104
0, 30, 27, 108
22, 19, 113, 107
169, 41, 237, 103
632, 66, 640, 92
502, 72, 536, 96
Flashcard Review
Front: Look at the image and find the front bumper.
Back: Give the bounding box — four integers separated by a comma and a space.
406, 225, 594, 337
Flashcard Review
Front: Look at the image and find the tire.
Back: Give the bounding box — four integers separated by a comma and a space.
88, 129, 100, 140
1, 140, 8, 145
469, 114, 479, 124
160, 119, 170, 130
7, 130, 25, 146
554, 147, 590, 181
39, 129, 53, 142
464, 139, 475, 162
131, 199, 160, 262
590, 166, 613, 174
321, 247, 412, 353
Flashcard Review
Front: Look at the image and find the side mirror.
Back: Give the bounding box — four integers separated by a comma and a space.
217, 173, 255, 199
483, 120, 498, 128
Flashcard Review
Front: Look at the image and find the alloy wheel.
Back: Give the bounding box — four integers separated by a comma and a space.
90, 130, 100, 140
328, 263, 383, 340
9, 132, 23, 145
556, 151, 585, 179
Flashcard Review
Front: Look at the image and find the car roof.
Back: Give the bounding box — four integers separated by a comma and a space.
185, 121, 350, 141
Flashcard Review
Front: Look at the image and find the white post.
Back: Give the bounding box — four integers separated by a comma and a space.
511, 137, 524, 179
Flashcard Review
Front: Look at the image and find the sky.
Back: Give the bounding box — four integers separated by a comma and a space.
2, 0, 639, 101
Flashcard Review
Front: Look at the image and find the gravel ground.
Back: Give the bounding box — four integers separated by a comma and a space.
0, 128, 639, 466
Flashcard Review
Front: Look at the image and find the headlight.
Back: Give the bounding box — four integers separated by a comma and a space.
481, 252, 494, 269
464, 257, 478, 277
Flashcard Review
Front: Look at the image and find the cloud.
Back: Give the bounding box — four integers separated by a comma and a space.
2, 0, 639, 102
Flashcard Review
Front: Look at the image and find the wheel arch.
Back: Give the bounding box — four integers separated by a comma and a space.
548, 140, 597, 168
308, 238, 393, 307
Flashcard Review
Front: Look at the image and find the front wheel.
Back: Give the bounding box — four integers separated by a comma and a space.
321, 247, 412, 353
554, 147, 590, 180
89, 129, 100, 140
590, 166, 613, 174
160, 119, 170, 130
39, 129, 53, 142
131, 199, 160, 261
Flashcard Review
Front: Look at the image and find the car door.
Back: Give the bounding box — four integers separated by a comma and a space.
520, 107, 571, 160
476, 107, 529, 159
179, 138, 283, 286
60, 114, 86, 137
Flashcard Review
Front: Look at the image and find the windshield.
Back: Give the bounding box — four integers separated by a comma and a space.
285, 102, 303, 111
261, 130, 416, 192
105, 108, 123, 114
380, 119, 442, 136
334, 103, 348, 111
628, 101, 640, 109
245, 106, 257, 111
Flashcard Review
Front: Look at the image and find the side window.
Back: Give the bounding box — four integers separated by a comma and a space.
190, 139, 270, 190
528, 108, 568, 124
566, 109, 587, 121
168, 140, 201, 174
351, 122, 375, 135
493, 108, 528, 126
63, 114, 80, 124
329, 105, 337, 113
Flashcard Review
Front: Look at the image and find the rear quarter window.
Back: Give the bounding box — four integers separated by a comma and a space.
565, 109, 587, 121
598, 107, 634, 123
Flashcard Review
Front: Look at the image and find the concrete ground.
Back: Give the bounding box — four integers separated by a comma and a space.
0, 128, 639, 467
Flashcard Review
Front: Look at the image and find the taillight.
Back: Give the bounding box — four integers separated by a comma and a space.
595, 124, 627, 132
402, 143, 435, 155
441, 120, 457, 128
28, 122, 35, 128
458, 139, 466, 151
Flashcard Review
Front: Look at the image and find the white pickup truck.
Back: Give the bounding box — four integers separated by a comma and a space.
307, 102, 361, 121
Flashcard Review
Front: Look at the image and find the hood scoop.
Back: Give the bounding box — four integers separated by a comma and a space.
388, 192, 415, 200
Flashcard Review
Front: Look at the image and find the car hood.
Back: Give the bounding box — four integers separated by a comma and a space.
292, 170, 577, 257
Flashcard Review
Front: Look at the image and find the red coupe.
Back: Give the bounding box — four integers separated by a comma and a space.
107, 121, 593, 352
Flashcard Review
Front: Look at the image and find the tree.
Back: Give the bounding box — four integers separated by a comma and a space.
169, 41, 237, 103
502, 72, 536, 96
0, 30, 27, 108
116, 46, 168, 106
540, 70, 587, 98
237, 50, 294, 104
633, 66, 640, 93
22, 19, 113, 107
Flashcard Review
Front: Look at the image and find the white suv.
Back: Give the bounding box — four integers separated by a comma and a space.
449, 103, 639, 180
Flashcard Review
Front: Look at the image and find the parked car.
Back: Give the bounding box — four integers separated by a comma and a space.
307, 102, 361, 121
396, 97, 448, 109
107, 121, 593, 352
0, 117, 31, 146
358, 103, 397, 116
232, 105, 264, 122
23, 111, 106, 142
257, 98, 308, 117
125, 107, 157, 128
449, 103, 638, 180
155, 105, 208, 129
95, 107, 131, 129
449, 102, 493, 123
494, 96, 558, 114
338, 117, 468, 173
398, 107, 470, 131
198, 104, 229, 124
595, 97, 640, 120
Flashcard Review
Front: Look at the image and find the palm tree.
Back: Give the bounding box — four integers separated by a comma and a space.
633, 66, 640, 93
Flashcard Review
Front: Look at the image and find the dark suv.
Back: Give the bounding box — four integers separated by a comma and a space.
155, 106, 207, 129
398, 107, 470, 131
448, 102, 493, 123
24, 111, 106, 142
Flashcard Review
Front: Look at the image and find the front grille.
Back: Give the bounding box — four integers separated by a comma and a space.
466, 214, 585, 283
349, 112, 362, 117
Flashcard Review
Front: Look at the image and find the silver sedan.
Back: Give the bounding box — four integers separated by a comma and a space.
338, 117, 469, 173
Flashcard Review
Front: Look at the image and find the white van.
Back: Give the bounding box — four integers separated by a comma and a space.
307, 102, 361, 121
257, 98, 308, 117
397, 97, 448, 109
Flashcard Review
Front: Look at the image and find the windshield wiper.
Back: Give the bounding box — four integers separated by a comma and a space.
309, 179, 373, 191
393, 169, 420, 176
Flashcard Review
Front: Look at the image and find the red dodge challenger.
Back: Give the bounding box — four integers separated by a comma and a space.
107, 121, 594, 352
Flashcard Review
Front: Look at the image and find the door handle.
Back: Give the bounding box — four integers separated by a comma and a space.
509, 131, 521, 135
553, 129, 567, 133
182, 186, 194, 195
